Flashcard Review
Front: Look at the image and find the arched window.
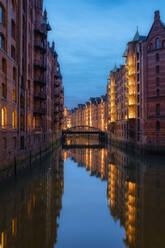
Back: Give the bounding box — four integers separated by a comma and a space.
2, 58, 6, 74
12, 110, 17, 128
156, 38, 159, 49
27, 114, 31, 129
1, 106, 7, 128
156, 120, 160, 131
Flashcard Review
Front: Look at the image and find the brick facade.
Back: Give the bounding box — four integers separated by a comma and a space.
107, 11, 165, 151
0, 0, 64, 167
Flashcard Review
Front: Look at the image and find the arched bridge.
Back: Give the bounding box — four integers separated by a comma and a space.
62, 126, 107, 148
63, 126, 104, 134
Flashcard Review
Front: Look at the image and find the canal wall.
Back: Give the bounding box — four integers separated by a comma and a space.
108, 135, 165, 155
0, 132, 62, 182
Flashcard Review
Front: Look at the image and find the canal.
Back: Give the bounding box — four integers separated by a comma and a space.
0, 144, 165, 248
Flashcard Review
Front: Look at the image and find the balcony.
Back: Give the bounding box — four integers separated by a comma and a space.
34, 60, 46, 71
34, 91, 46, 100
33, 106, 46, 115
34, 41, 46, 53
34, 25, 47, 37
54, 82, 60, 87
34, 75, 46, 85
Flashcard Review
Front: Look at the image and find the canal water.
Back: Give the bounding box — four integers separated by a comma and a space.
0, 145, 165, 248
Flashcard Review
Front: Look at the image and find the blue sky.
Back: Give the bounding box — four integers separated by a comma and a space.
44, 0, 165, 109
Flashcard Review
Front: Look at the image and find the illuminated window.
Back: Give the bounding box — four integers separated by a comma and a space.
12, 89, 16, 102
156, 38, 159, 49
1, 106, 7, 128
12, 110, 17, 128
27, 114, 31, 128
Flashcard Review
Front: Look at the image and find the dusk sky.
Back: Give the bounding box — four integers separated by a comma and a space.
44, 0, 165, 109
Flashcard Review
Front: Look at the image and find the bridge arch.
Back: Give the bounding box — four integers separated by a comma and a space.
65, 125, 102, 132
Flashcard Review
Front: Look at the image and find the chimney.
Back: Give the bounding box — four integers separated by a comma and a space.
154, 10, 160, 21
52, 41, 55, 50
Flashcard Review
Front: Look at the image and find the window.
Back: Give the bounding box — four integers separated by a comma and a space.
156, 89, 160, 97
137, 63, 140, 71
2, 58, 6, 73
156, 104, 160, 115
11, 45, 15, 59
156, 77, 160, 86
137, 52, 139, 60
2, 83, 7, 98
156, 38, 159, 49
137, 73, 140, 82
12, 89, 16, 102
156, 121, 160, 131
20, 136, 24, 150
27, 114, 31, 128
156, 65, 159, 74
0, 34, 5, 49
12, 110, 17, 128
11, 20, 16, 39
20, 114, 24, 130
156, 53, 160, 62
1, 106, 7, 128
0, 5, 4, 24
12, 0, 16, 9
13, 67, 16, 80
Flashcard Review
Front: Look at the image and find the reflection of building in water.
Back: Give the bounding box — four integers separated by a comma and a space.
0, 149, 64, 248
107, 147, 165, 248
66, 148, 108, 180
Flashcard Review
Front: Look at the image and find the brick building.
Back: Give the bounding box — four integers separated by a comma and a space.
65, 95, 108, 131
107, 11, 165, 151
0, 0, 64, 168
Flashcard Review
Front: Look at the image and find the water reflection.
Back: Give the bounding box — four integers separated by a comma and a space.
0, 148, 64, 248
0, 145, 165, 247
65, 147, 165, 248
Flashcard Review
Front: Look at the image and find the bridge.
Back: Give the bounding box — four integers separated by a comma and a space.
62, 126, 107, 148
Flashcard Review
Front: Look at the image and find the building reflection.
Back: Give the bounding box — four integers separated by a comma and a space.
65, 146, 165, 248
0, 148, 64, 248
65, 148, 108, 180
107, 147, 165, 248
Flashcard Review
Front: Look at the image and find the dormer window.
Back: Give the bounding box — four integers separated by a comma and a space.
156, 38, 159, 49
